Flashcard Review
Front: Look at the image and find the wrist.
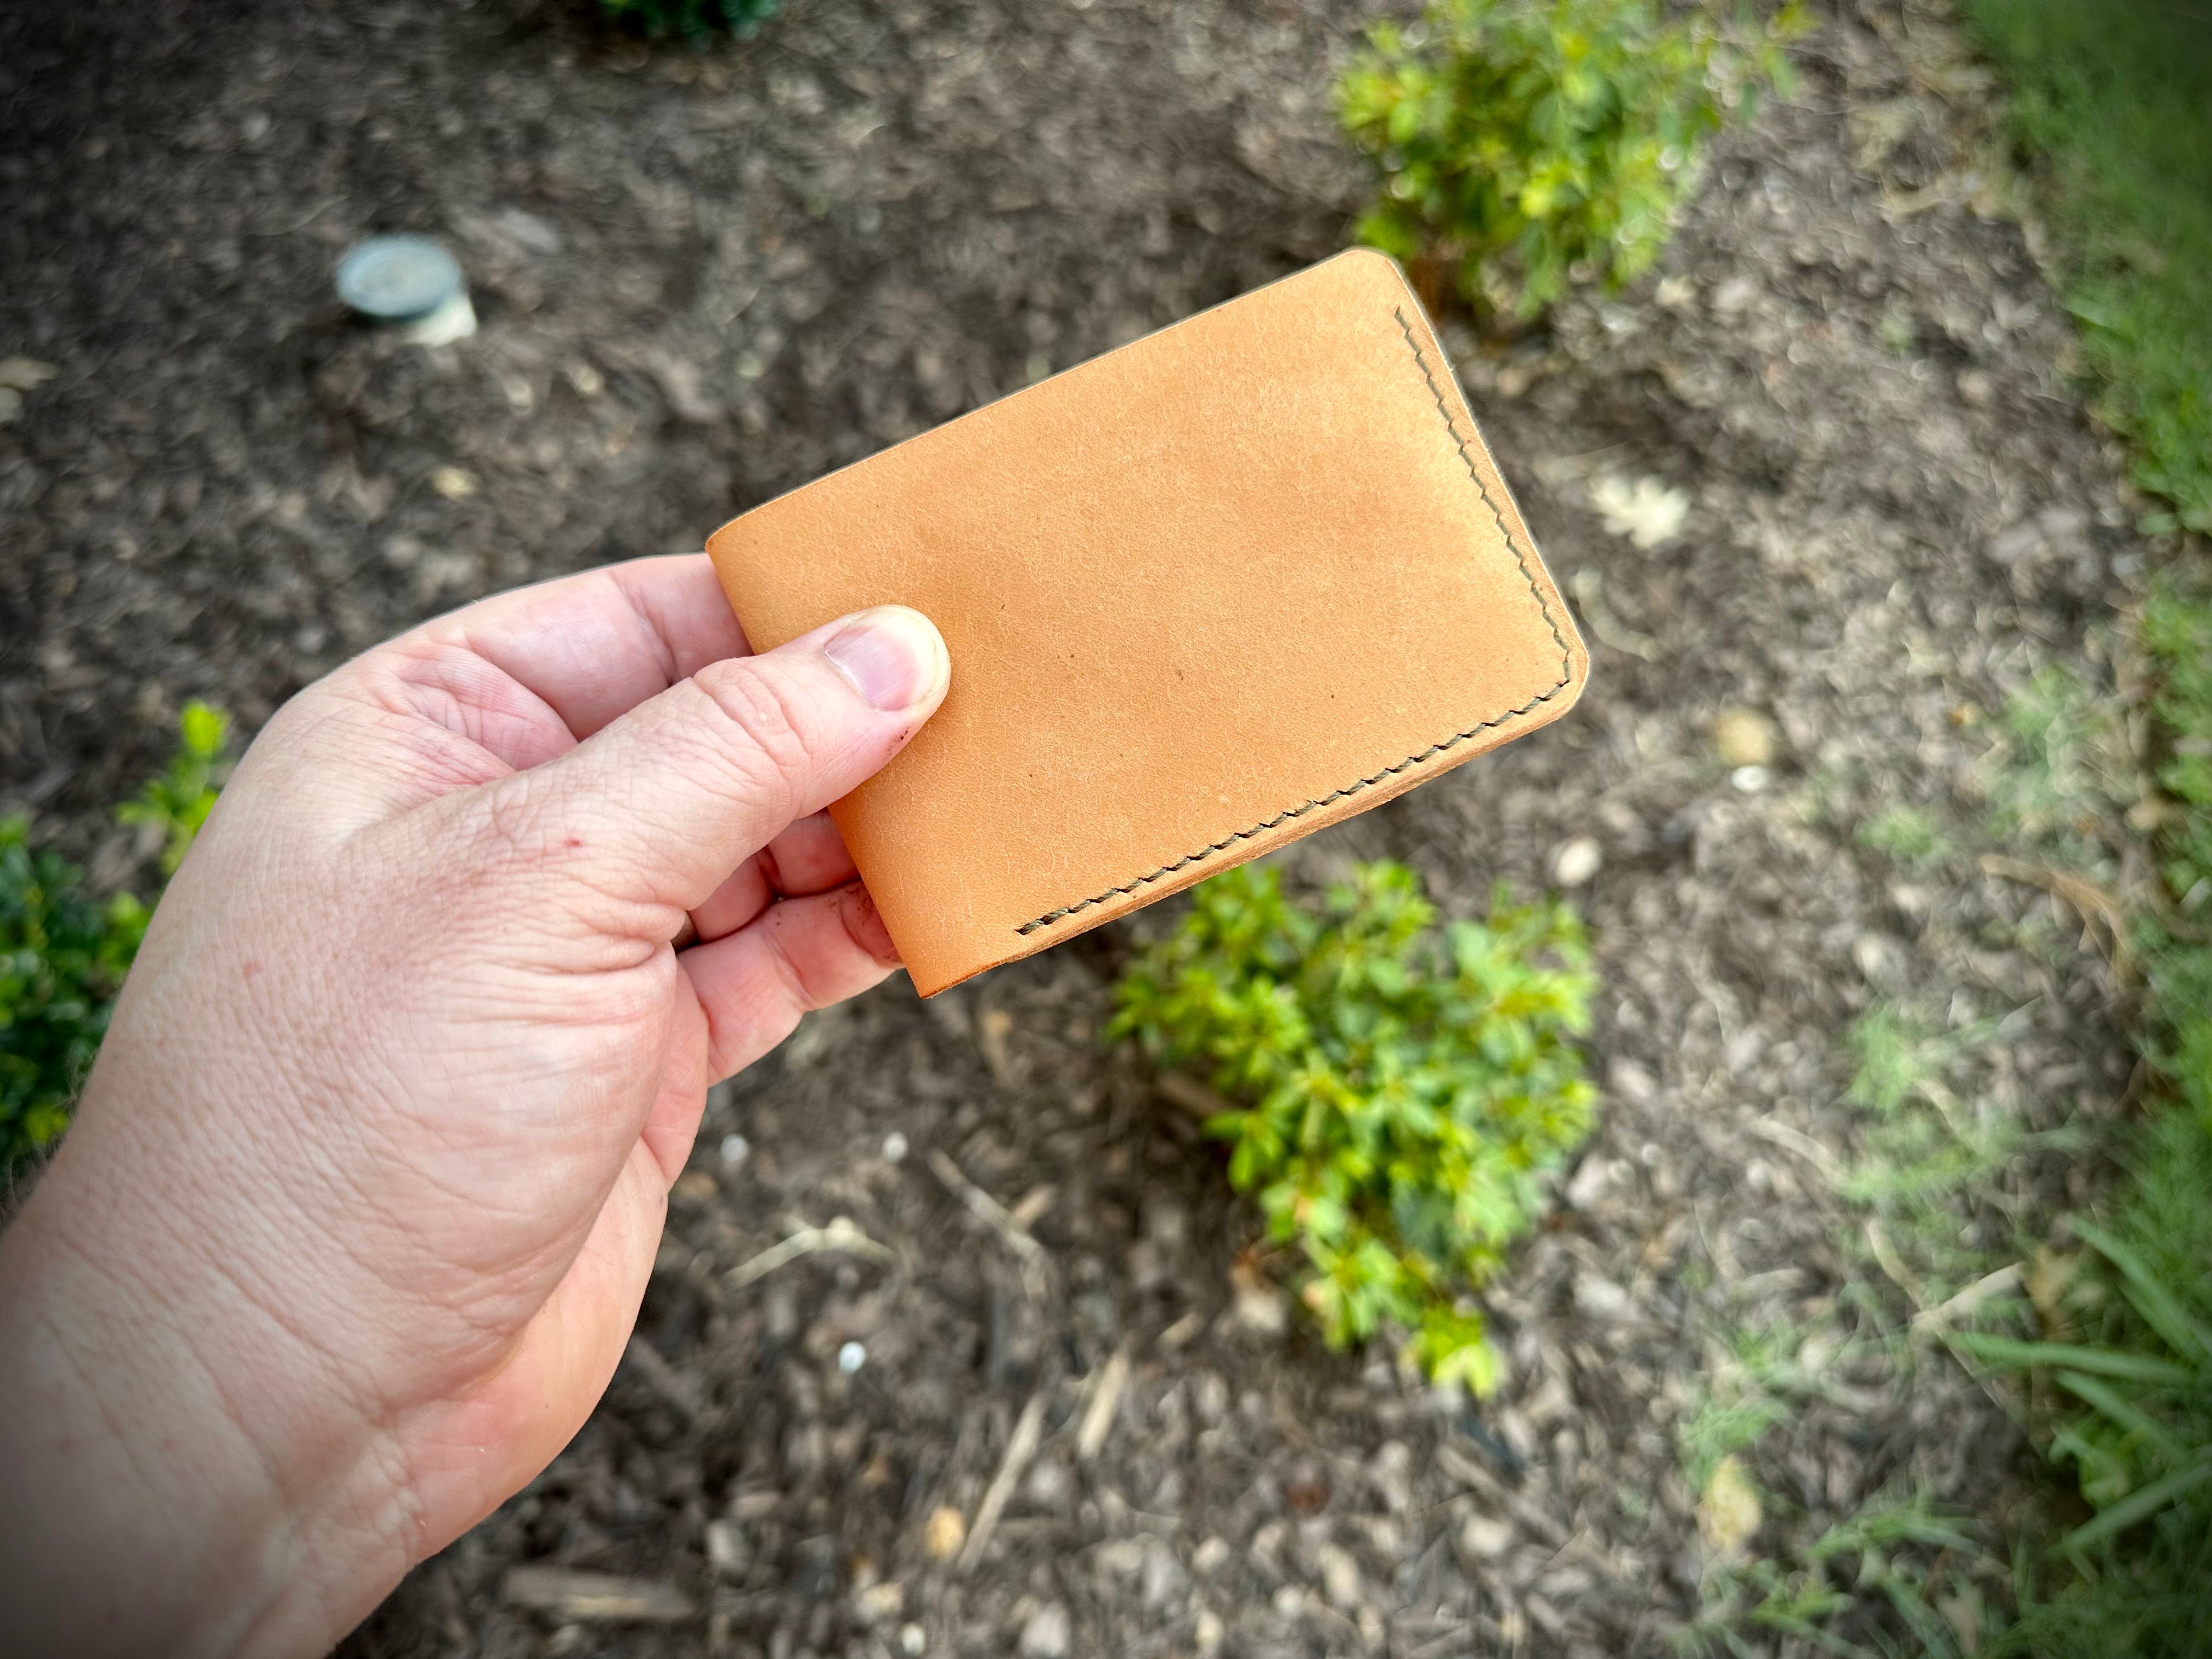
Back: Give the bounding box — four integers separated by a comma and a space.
0, 1109, 411, 1657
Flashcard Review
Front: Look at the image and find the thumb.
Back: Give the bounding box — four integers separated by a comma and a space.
492, 605, 949, 914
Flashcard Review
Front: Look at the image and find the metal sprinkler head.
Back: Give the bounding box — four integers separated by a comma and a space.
335, 234, 477, 346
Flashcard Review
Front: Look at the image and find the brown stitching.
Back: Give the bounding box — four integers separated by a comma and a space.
1013, 307, 1573, 938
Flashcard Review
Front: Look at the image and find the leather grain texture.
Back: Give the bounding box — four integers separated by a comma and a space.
706, 250, 1588, 995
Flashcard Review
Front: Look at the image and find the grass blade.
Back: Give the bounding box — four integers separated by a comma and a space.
2071, 1216, 2212, 1365
2053, 1369, 2188, 1466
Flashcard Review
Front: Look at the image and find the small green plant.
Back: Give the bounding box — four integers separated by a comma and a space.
1857, 803, 1955, 866
596, 0, 779, 41
1979, 663, 2132, 864
1111, 861, 1596, 1393
0, 822, 148, 1171
119, 699, 230, 875
1338, 0, 1802, 320
1, 703, 233, 1175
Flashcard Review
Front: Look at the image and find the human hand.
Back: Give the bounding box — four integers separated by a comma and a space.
0, 556, 949, 1657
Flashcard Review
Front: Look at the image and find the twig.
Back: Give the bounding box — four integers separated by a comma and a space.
928, 1150, 1049, 1295
956, 1390, 1048, 1575
1155, 1071, 1232, 1120
1076, 1344, 1132, 1462
1746, 1115, 1844, 1186
1980, 855, 2130, 965
1867, 1221, 2023, 1423
501, 1567, 693, 1622
726, 1216, 894, 1289
1912, 1262, 2024, 1334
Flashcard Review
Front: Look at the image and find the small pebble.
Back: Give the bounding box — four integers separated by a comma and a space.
899, 1626, 927, 1657
838, 1341, 867, 1374
719, 1133, 751, 1169
1017, 1601, 1071, 1659
1458, 1514, 1514, 1561
882, 1130, 909, 1164
1550, 836, 1602, 887
922, 1505, 966, 1561
1730, 765, 1772, 794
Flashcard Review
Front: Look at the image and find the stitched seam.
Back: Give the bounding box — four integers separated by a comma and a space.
1013, 307, 1573, 938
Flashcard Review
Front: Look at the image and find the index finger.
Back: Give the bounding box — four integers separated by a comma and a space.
428, 553, 752, 742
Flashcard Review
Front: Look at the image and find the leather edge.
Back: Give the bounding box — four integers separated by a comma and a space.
905, 672, 1583, 996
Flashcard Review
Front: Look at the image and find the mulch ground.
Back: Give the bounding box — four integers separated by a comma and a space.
0, 1, 2143, 1655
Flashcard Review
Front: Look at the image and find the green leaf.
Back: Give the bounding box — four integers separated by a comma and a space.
1950, 1331, 2196, 1386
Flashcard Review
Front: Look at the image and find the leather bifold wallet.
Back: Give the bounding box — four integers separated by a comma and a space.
705, 250, 1588, 996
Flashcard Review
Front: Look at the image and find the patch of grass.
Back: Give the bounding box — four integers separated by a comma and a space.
1965, 0, 2212, 533
1684, 1486, 1991, 1659
1956, 8, 2212, 1646
1110, 861, 1595, 1394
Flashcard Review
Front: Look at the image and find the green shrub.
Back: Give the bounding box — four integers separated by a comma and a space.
1338, 0, 1802, 321
596, 0, 780, 41
1111, 861, 1596, 1394
1, 703, 232, 1175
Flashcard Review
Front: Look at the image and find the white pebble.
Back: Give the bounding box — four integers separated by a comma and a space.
719, 1133, 751, 1169
899, 1625, 927, 1657
1550, 836, 1602, 887
1730, 765, 1772, 793
838, 1341, 867, 1374
882, 1130, 909, 1164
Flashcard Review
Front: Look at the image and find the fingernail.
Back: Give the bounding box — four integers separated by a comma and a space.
821, 607, 946, 712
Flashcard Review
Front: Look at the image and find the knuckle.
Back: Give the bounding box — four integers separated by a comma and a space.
692, 660, 822, 794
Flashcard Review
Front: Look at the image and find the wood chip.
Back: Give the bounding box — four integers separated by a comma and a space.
501, 1567, 694, 1623
1076, 1343, 1131, 1460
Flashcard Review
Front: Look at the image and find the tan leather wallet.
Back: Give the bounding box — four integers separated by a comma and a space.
706, 250, 1588, 996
